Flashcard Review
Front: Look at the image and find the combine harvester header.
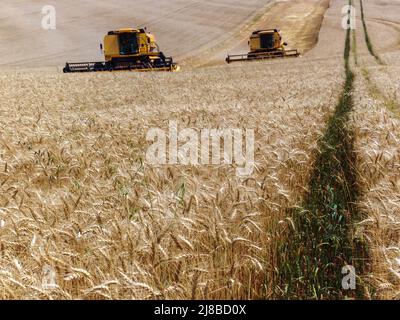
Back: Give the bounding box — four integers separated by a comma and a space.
226, 29, 300, 63
64, 28, 179, 73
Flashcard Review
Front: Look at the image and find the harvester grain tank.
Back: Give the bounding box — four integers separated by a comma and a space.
64, 28, 179, 73
226, 29, 300, 63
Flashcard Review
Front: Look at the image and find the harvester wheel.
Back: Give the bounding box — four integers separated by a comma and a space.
105, 62, 113, 71
93, 62, 104, 71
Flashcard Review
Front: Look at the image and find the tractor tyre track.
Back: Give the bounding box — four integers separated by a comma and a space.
276, 0, 369, 300
358, 0, 400, 115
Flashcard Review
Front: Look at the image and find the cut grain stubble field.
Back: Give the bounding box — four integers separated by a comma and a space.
145, 120, 255, 177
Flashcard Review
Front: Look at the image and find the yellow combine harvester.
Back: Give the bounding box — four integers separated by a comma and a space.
226, 29, 300, 63
64, 28, 179, 73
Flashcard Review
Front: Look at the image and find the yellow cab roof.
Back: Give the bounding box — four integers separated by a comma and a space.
113, 28, 140, 33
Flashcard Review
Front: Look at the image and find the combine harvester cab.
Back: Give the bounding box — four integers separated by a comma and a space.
63, 28, 179, 73
226, 29, 300, 64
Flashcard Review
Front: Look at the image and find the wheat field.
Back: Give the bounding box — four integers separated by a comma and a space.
0, 59, 343, 299
0, 0, 399, 300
